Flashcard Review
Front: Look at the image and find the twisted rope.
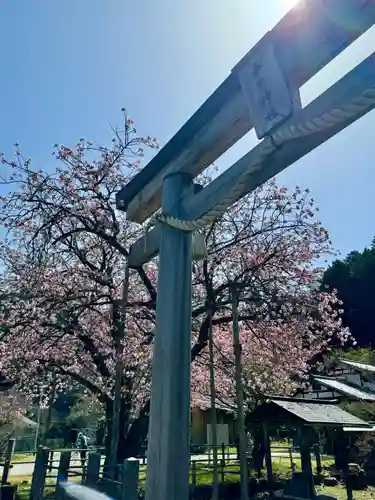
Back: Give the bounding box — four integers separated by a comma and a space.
149, 87, 375, 232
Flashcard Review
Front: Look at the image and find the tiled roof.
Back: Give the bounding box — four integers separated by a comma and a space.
248, 397, 372, 427
15, 414, 38, 427
271, 399, 370, 426
314, 376, 375, 402
339, 359, 375, 373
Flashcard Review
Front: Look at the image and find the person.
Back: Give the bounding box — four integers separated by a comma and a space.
76, 430, 88, 469
96, 418, 106, 448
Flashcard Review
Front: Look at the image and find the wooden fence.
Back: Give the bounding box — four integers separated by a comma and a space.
0, 440, 328, 499
26, 447, 139, 500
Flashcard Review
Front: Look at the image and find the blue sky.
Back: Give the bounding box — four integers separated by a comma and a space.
1, 0, 375, 261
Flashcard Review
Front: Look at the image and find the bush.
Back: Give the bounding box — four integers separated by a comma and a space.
355, 433, 375, 468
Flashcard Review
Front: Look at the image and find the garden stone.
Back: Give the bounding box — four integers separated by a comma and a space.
323, 476, 338, 487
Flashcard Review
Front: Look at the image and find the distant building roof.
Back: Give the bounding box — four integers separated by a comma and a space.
339, 359, 375, 373
1, 413, 38, 430
314, 376, 375, 402
15, 414, 38, 428
248, 397, 371, 428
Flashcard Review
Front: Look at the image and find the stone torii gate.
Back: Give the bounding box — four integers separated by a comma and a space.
115, 1, 375, 499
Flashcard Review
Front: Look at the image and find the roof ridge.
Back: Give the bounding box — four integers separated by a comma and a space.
313, 375, 375, 402
265, 394, 340, 405
314, 374, 375, 394
339, 358, 375, 369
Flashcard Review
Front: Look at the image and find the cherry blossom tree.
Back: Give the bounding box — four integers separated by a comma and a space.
189, 184, 351, 411
0, 391, 27, 454
0, 391, 24, 424
0, 112, 350, 459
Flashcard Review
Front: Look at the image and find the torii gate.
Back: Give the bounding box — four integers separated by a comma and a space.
116, 1, 375, 499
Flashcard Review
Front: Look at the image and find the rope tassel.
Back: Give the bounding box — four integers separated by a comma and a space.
192, 232, 208, 261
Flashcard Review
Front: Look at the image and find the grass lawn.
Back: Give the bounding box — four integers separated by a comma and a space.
316, 485, 375, 499
0, 453, 34, 465
10, 472, 375, 500
11, 453, 35, 464
10, 475, 55, 500
220, 443, 292, 457
13, 454, 371, 500
11, 472, 84, 500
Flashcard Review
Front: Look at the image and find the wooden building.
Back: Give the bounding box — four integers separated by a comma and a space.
248, 396, 372, 497
301, 358, 375, 403
190, 397, 236, 446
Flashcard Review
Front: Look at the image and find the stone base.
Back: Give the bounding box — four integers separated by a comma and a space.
283, 472, 316, 499
1, 485, 18, 500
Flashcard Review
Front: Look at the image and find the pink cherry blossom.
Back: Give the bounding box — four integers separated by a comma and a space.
0, 112, 351, 457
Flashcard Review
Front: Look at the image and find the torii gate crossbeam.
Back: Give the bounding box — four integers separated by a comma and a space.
117, 0, 375, 224
128, 51, 375, 267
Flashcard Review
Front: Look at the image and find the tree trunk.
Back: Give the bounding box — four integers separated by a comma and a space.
102, 400, 114, 477
118, 401, 150, 460
103, 397, 149, 473
252, 427, 265, 477
103, 312, 212, 464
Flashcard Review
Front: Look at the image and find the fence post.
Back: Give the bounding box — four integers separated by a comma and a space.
120, 458, 139, 500
48, 451, 54, 473
263, 424, 273, 486
55, 451, 71, 500
191, 461, 197, 490
221, 443, 225, 466
57, 451, 71, 483
1, 438, 16, 485
314, 444, 322, 474
84, 453, 101, 487
29, 447, 49, 500
288, 447, 295, 472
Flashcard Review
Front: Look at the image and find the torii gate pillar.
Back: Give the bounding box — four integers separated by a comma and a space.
145, 172, 194, 500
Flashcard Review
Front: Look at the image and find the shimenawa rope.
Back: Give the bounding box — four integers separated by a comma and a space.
148, 87, 375, 233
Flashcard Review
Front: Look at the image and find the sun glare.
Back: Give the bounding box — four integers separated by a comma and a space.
284, 0, 300, 9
